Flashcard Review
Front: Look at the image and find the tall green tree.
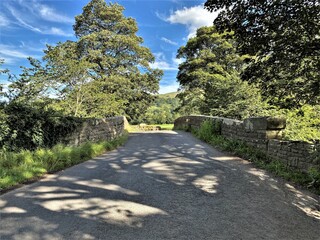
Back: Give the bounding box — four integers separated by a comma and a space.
176, 26, 265, 119
70, 0, 162, 120
205, 0, 320, 108
7, 1, 162, 120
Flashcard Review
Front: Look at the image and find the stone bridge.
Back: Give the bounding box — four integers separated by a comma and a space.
0, 116, 319, 239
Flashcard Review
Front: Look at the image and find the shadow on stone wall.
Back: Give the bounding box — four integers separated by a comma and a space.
174, 115, 319, 171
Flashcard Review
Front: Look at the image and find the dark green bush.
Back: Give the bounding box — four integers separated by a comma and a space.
0, 102, 82, 151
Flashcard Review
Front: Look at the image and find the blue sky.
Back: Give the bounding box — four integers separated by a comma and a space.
0, 0, 218, 94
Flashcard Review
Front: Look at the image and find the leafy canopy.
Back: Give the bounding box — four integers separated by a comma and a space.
176, 26, 265, 119
205, 0, 320, 108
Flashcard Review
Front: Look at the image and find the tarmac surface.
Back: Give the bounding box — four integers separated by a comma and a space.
0, 131, 319, 240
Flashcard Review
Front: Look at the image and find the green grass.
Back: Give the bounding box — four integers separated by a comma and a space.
127, 124, 174, 132
0, 132, 128, 192
158, 92, 178, 99
190, 120, 320, 194
150, 124, 174, 130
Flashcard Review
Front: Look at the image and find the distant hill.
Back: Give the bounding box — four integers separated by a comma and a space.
158, 92, 178, 99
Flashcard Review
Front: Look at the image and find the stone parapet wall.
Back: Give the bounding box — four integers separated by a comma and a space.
267, 140, 319, 170
65, 116, 126, 146
174, 115, 320, 171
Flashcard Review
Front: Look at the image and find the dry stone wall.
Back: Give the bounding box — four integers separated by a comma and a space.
64, 116, 126, 146
174, 115, 320, 171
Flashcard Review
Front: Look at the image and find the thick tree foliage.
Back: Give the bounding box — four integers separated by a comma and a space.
71, 0, 162, 119
176, 26, 265, 119
7, 0, 162, 120
143, 95, 180, 124
205, 0, 320, 108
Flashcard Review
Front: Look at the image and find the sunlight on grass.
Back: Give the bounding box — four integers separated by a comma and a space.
0, 133, 128, 191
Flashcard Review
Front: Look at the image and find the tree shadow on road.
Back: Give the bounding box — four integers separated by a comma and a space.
0, 131, 319, 240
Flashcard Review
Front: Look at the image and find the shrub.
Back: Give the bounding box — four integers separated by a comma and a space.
0, 102, 82, 151
284, 105, 320, 142
197, 119, 221, 142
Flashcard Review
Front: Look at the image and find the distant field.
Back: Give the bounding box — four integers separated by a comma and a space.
158, 92, 178, 99
150, 124, 174, 130
127, 124, 174, 132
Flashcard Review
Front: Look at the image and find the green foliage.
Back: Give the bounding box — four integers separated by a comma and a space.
176, 26, 266, 119
140, 93, 180, 124
43, 41, 97, 117
0, 133, 128, 191
284, 105, 320, 142
0, 102, 82, 151
175, 88, 203, 116
5, 57, 49, 103
196, 120, 221, 142
308, 167, 320, 190
205, 0, 320, 109
158, 92, 178, 99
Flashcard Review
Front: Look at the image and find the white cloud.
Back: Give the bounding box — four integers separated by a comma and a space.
150, 61, 177, 70
0, 57, 16, 65
11, 0, 73, 24
0, 44, 42, 64
159, 82, 179, 94
35, 2, 74, 24
5, 2, 73, 36
166, 5, 219, 39
46, 27, 73, 37
0, 45, 32, 59
0, 14, 10, 27
161, 37, 178, 46
150, 52, 178, 71
172, 57, 184, 66
8, 6, 42, 32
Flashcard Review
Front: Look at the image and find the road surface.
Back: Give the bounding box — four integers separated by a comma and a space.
0, 131, 319, 240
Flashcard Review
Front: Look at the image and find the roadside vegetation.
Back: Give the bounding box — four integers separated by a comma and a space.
0, 133, 128, 192
187, 120, 320, 194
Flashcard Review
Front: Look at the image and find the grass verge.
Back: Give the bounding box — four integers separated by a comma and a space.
0, 132, 128, 192
181, 120, 320, 194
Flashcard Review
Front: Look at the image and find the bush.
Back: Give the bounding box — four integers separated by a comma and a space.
284, 105, 320, 142
0, 102, 82, 151
197, 120, 221, 142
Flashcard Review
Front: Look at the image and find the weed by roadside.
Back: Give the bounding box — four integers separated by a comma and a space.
0, 132, 128, 192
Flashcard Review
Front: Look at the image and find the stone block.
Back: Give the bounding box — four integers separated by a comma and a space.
244, 116, 286, 131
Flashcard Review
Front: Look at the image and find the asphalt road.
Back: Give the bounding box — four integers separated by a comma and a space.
0, 131, 319, 240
